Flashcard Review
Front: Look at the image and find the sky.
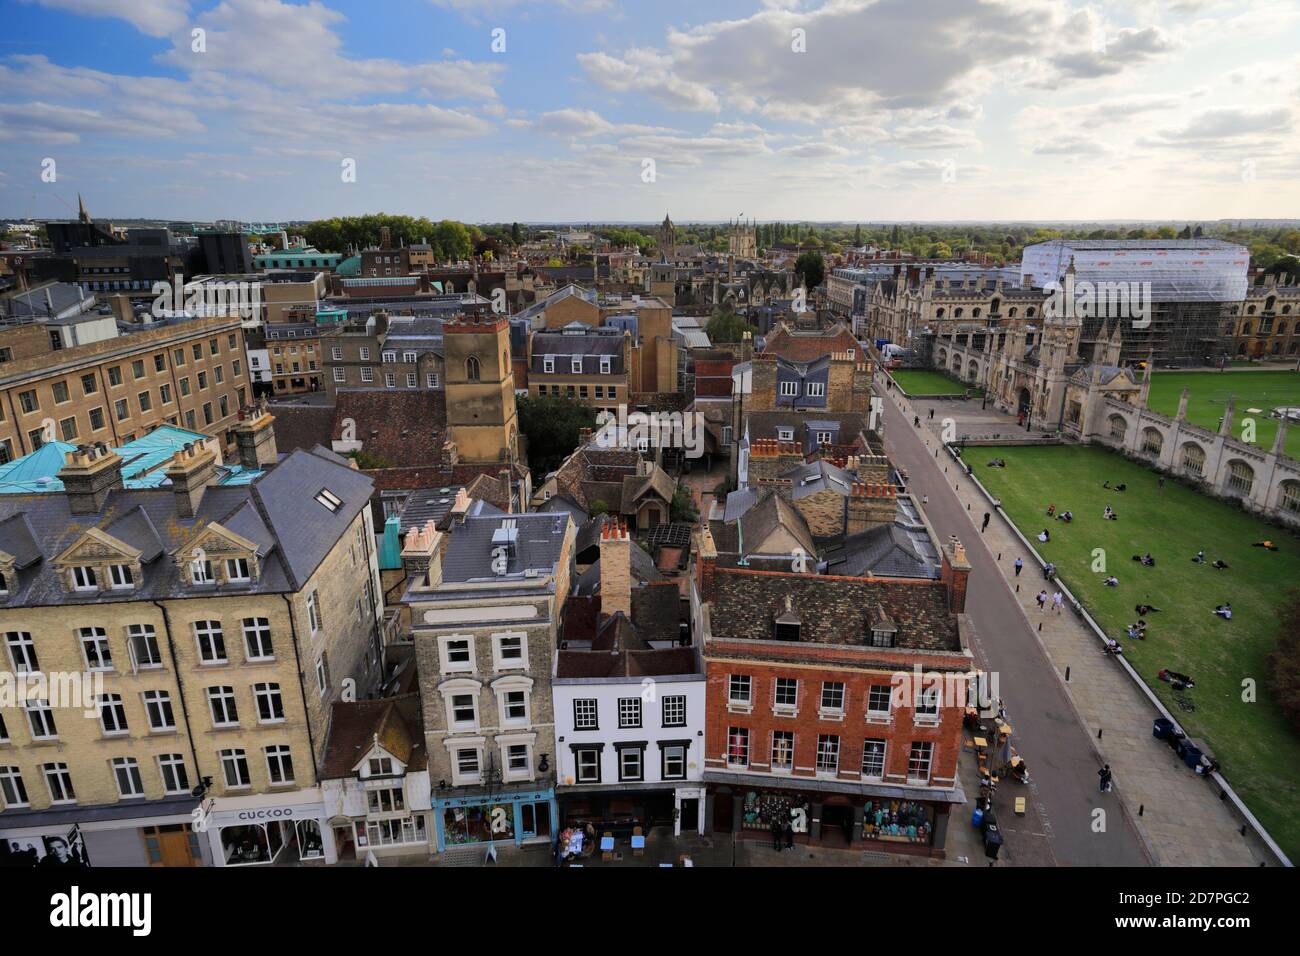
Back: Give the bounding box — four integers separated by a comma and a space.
1, 0, 1298, 224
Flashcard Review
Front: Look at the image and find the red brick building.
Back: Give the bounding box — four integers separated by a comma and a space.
693, 535, 975, 857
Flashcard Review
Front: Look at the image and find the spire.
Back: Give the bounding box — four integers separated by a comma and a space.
77, 193, 90, 224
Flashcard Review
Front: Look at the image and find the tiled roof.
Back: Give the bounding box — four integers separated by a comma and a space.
320, 694, 426, 779
332, 390, 447, 467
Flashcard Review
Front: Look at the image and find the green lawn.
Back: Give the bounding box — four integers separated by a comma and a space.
890, 369, 981, 396
1147, 369, 1300, 460
975, 444, 1300, 861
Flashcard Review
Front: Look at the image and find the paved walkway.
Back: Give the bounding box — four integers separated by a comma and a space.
889, 382, 1272, 867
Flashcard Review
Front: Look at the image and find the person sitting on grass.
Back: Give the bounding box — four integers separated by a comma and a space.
1046, 504, 1056, 517
1058, 510, 1073, 522
1212, 558, 1230, 570
1115, 483, 1127, 492
1126, 621, 1147, 640
1103, 480, 1110, 489
1135, 603, 1161, 615
1252, 540, 1279, 551
1103, 575, 1119, 587
1103, 505, 1117, 520
1141, 553, 1155, 567
1192, 549, 1205, 563
1038, 528, 1050, 543
1213, 603, 1233, 620
1103, 638, 1124, 656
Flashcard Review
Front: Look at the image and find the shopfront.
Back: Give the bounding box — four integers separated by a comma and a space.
0, 796, 204, 868
432, 785, 556, 853
203, 789, 335, 866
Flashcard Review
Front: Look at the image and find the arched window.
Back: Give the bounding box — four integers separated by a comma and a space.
1280, 480, 1300, 514
1026, 307, 1036, 318
1181, 443, 1205, 478
466, 356, 481, 382
1108, 415, 1127, 440
1142, 428, 1162, 456
1227, 460, 1254, 496
1242, 322, 1252, 336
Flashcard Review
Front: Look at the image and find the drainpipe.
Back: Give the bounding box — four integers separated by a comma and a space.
151, 600, 204, 788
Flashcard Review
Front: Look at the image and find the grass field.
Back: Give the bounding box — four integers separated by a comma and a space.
1148, 369, 1300, 459
891, 369, 981, 396
976, 444, 1300, 860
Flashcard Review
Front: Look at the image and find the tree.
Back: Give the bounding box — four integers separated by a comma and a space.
511, 221, 523, 245
706, 309, 758, 343
515, 394, 598, 476
669, 485, 698, 524
794, 250, 825, 290
853, 223, 862, 247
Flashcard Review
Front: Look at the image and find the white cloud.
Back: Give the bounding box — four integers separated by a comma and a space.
31, 0, 190, 37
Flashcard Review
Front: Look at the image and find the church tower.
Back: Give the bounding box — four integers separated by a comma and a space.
443, 315, 519, 464
658, 214, 677, 261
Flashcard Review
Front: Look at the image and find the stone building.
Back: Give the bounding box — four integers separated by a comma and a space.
0, 411, 384, 867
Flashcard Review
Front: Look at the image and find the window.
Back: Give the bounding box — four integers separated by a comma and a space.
155, 353, 167, 373
506, 743, 530, 778
225, 557, 250, 582
207, 686, 239, 727
573, 698, 598, 729
728, 674, 752, 708
333, 367, 346, 383
915, 686, 940, 723
360, 367, 374, 383
806, 382, 826, 397
776, 427, 794, 441
203, 402, 213, 425
195, 621, 226, 663
307, 589, 323, 632
815, 430, 833, 446
173, 348, 186, 366
72, 565, 98, 591
382, 351, 396, 363
867, 685, 892, 719
771, 730, 795, 773
81, 373, 98, 395
779, 381, 799, 397
99, 694, 128, 735
43, 763, 76, 803
132, 359, 146, 380
726, 727, 750, 767
662, 695, 686, 728
314, 489, 342, 513
113, 757, 145, 798
190, 557, 214, 584
661, 744, 687, 780
159, 754, 189, 795
774, 678, 798, 712
466, 356, 481, 381
18, 389, 39, 413
265, 745, 295, 785
316, 656, 328, 695
440, 637, 473, 673
501, 689, 528, 724
192, 343, 202, 361
368, 788, 405, 813
493, 633, 526, 670
367, 757, 395, 778
450, 693, 478, 729
862, 739, 886, 779
820, 682, 846, 717
908, 741, 934, 782
618, 697, 642, 728
243, 618, 274, 661
220, 749, 250, 789
870, 628, 896, 648
114, 398, 130, 422
108, 563, 134, 590
89, 407, 106, 431
617, 745, 644, 782
815, 734, 840, 775
385, 372, 396, 388
427, 373, 439, 388
600, 356, 612, 374
80, 627, 113, 671
254, 683, 285, 723
143, 690, 175, 732
406, 373, 417, 388
574, 746, 601, 783
0, 767, 29, 808
5, 631, 38, 673
52, 381, 70, 403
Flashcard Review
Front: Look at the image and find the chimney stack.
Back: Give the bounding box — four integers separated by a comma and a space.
846, 481, 897, 535
234, 398, 278, 470
941, 535, 972, 613
58, 443, 124, 515
599, 519, 632, 620
400, 519, 443, 587
165, 441, 218, 518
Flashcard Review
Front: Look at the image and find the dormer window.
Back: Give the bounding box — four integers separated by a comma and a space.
108, 564, 134, 589
368, 757, 394, 777
0, 570, 8, 595
776, 427, 794, 441
191, 559, 214, 584
571, 357, 583, 374
870, 628, 896, 648
543, 356, 555, 374
225, 558, 250, 583
72, 566, 98, 592
600, 356, 612, 374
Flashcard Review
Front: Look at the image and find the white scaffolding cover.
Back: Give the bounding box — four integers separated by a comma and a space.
1021, 240, 1249, 303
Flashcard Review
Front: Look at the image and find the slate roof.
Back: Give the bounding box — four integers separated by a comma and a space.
821, 524, 936, 579
785, 459, 855, 500
536, 494, 589, 526
269, 404, 335, 454
746, 410, 870, 445
396, 486, 466, 534
710, 489, 815, 558
0, 446, 372, 606
439, 512, 571, 584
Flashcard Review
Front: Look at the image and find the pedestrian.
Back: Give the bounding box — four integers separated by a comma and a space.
1014, 557, 1023, 576
784, 820, 795, 850
1158, 476, 1165, 491
929, 408, 935, 420
914, 415, 920, 427
1098, 764, 1113, 793
1053, 591, 1064, 614
922, 494, 929, 506
771, 817, 783, 851
981, 511, 990, 532
1036, 590, 1047, 611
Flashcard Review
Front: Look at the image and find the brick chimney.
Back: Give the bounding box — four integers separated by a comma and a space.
165, 441, 218, 518
748, 438, 804, 483
845, 481, 896, 535
233, 398, 278, 470
58, 443, 124, 515
940, 535, 972, 613
599, 519, 632, 620
400, 519, 443, 587
694, 524, 718, 602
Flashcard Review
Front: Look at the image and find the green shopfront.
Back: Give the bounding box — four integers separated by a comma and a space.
433, 785, 557, 853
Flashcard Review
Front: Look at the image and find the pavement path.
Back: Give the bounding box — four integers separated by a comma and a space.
880, 376, 1271, 866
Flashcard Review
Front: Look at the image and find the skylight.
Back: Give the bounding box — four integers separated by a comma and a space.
315, 488, 343, 513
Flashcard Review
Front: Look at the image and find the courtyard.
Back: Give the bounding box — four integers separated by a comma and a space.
890, 369, 982, 397
1147, 369, 1300, 459
974, 443, 1300, 860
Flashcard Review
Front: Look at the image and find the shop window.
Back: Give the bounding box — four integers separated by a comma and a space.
771, 731, 794, 773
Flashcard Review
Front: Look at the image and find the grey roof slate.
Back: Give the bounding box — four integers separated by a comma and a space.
440, 512, 570, 584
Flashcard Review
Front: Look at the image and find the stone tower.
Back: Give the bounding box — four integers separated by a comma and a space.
443, 314, 519, 464
658, 214, 677, 261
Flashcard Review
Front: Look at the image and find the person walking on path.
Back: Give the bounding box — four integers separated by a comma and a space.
783, 820, 794, 851
1014, 557, 1024, 576
1036, 590, 1048, 611
929, 408, 935, 420
771, 818, 783, 851
1098, 764, 1113, 793
981, 511, 991, 533
1053, 591, 1064, 614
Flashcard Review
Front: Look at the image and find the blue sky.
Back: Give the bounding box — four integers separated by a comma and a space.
1, 0, 1298, 223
